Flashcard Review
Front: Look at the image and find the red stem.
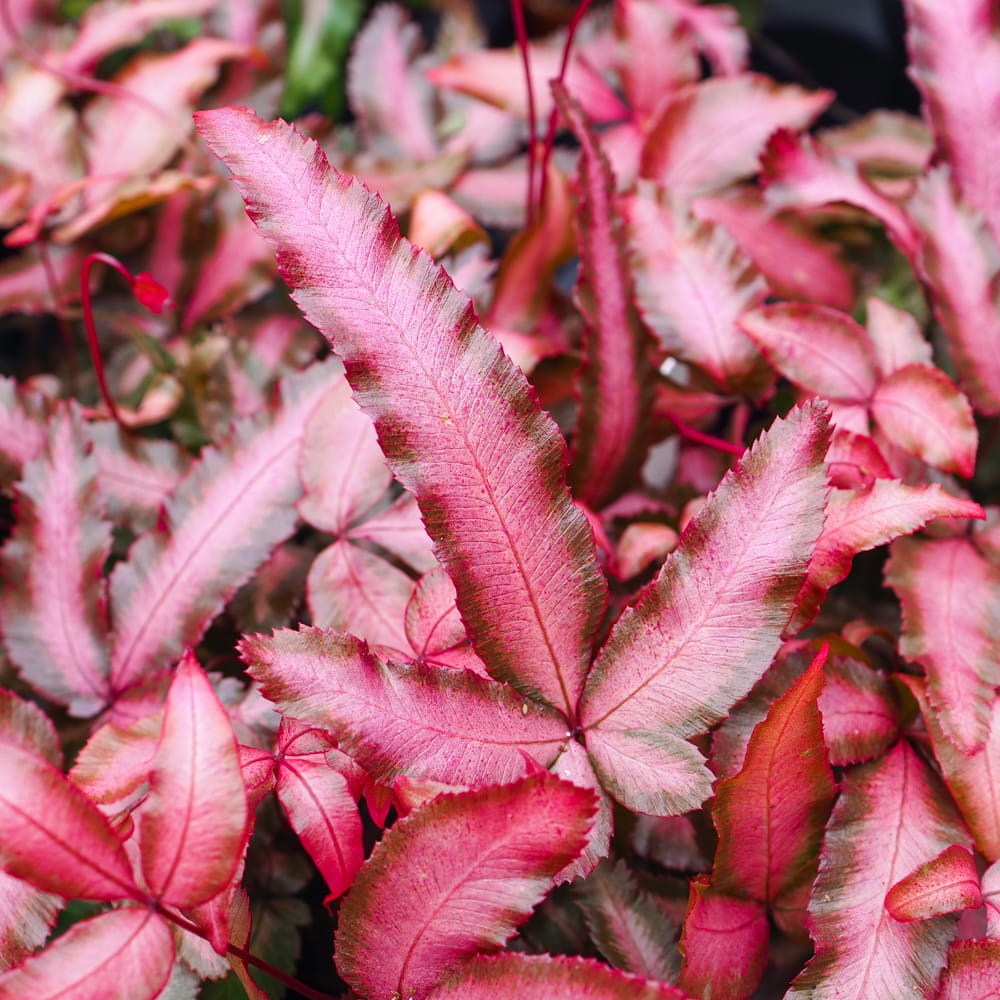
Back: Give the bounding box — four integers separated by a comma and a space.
664, 411, 746, 457
510, 0, 538, 222
153, 904, 340, 1000
80, 252, 136, 427
537, 0, 596, 210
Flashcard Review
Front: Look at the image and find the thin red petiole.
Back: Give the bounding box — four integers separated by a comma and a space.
153, 904, 338, 1000
510, 0, 539, 222
537, 0, 596, 210
664, 411, 747, 457
80, 252, 173, 428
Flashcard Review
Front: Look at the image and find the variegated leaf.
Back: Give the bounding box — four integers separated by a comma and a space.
790, 480, 982, 633
1, 405, 112, 716
711, 648, 835, 916
0, 907, 173, 1000
138, 652, 249, 910
109, 359, 335, 692
431, 953, 692, 1000
580, 403, 830, 815
629, 185, 770, 395
336, 774, 596, 1000
903, 0, 1000, 241
886, 535, 1000, 754
555, 82, 655, 509
196, 107, 606, 717
241, 626, 570, 787
639, 75, 830, 201
787, 741, 967, 998
575, 859, 681, 983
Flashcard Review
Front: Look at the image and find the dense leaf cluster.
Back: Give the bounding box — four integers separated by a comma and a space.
1, 1, 999, 998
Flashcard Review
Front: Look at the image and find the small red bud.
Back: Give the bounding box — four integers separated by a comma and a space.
131, 272, 173, 314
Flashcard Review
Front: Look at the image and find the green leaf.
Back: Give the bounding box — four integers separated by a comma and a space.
280, 0, 366, 120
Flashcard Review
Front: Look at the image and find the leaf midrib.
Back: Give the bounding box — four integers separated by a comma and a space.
298, 172, 579, 717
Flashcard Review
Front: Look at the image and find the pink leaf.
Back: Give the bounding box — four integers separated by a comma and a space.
825, 427, 893, 489
0, 739, 140, 902
0, 405, 112, 716
760, 130, 921, 257
335, 773, 596, 1000
0, 681, 61, 768
676, 877, 769, 1000
69, 710, 162, 805
614, 522, 679, 580
629, 813, 711, 874
937, 940, 1000, 1000
981, 858, 1000, 935
711, 648, 835, 910
224, 888, 271, 1000
108, 359, 334, 692
0, 376, 48, 487
408, 190, 489, 259
276, 754, 363, 902
580, 403, 830, 813
738, 302, 878, 403
297, 373, 392, 534
426, 42, 626, 124
0, 907, 173, 1000
554, 82, 655, 509
817, 654, 903, 766
241, 627, 570, 787
430, 952, 692, 999
0, 69, 81, 228
0, 873, 60, 973
179, 185, 276, 330
68, 40, 248, 238
905, 677, 1000, 863
613, 0, 699, 117
865, 296, 933, 375
821, 109, 933, 177
658, 0, 748, 76
639, 75, 831, 201
0, 692, 65, 967
790, 480, 983, 633
549, 738, 614, 881
709, 651, 804, 782
404, 567, 479, 669
138, 651, 249, 909
486, 160, 575, 334
870, 363, 977, 476
306, 539, 414, 651
627, 188, 770, 395
693, 189, 855, 311
585, 726, 713, 817
60, 0, 217, 72
196, 107, 606, 716
353, 492, 437, 572
88, 422, 190, 534
903, 0, 1000, 241
886, 536, 1000, 754
347, 4, 438, 162
907, 166, 1000, 414
886, 845, 982, 921
787, 741, 967, 998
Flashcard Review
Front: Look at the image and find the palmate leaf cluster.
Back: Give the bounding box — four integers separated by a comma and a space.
1, 0, 1000, 998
